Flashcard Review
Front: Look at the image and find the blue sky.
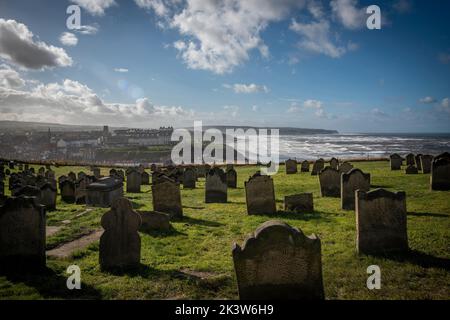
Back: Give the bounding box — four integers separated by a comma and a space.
0, 0, 449, 132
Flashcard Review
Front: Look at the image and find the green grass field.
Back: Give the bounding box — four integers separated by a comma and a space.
1, 161, 449, 300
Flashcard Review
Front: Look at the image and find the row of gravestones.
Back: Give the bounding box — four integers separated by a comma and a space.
285, 158, 354, 176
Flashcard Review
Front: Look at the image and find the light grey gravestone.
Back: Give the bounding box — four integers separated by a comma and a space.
301, 160, 310, 172
226, 168, 237, 188
338, 161, 354, 174
415, 154, 422, 171
99, 198, 141, 270
390, 153, 403, 170
245, 173, 276, 215
431, 152, 450, 191
232, 220, 324, 300
86, 177, 123, 208
205, 167, 227, 203
341, 168, 371, 210
405, 165, 418, 174
60, 179, 76, 203
356, 189, 408, 255
284, 193, 314, 212
406, 153, 415, 166
285, 159, 298, 174
126, 169, 142, 193
152, 180, 183, 219
318, 167, 341, 197
0, 196, 46, 269
330, 157, 339, 170
92, 167, 101, 179
183, 167, 196, 189
141, 171, 150, 185
311, 159, 324, 176
138, 211, 171, 232
420, 155, 433, 174
40, 183, 57, 211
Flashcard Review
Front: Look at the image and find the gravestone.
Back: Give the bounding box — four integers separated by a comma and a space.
285, 159, 297, 174
40, 183, 57, 211
138, 211, 171, 232
319, 167, 341, 197
15, 185, 41, 204
141, 171, 150, 185
420, 155, 433, 174
38, 167, 45, 176
284, 193, 314, 212
86, 177, 123, 207
405, 165, 418, 174
301, 160, 310, 172
338, 162, 353, 174
226, 168, 237, 188
406, 153, 415, 166
75, 178, 88, 204
92, 167, 101, 179
68, 171, 76, 182
245, 173, 276, 215
232, 220, 324, 300
0, 196, 46, 270
152, 180, 183, 219
390, 154, 403, 170
205, 168, 227, 203
60, 180, 76, 203
78, 171, 86, 180
431, 152, 450, 191
183, 167, 196, 189
415, 154, 422, 171
341, 169, 371, 210
330, 158, 339, 170
126, 169, 141, 193
311, 159, 324, 176
99, 198, 141, 270
356, 189, 408, 255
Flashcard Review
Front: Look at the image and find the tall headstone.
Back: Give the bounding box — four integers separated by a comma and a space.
318, 167, 341, 197
40, 183, 57, 211
60, 180, 76, 203
356, 189, 408, 255
341, 168, 370, 210
431, 152, 450, 191
205, 168, 227, 203
420, 155, 433, 174
311, 159, 324, 176
285, 159, 297, 174
390, 154, 403, 170
406, 153, 415, 166
126, 169, 142, 193
152, 180, 183, 219
183, 167, 196, 189
284, 193, 314, 212
245, 173, 276, 215
301, 160, 310, 172
415, 154, 422, 171
99, 198, 141, 270
232, 220, 324, 300
226, 168, 237, 188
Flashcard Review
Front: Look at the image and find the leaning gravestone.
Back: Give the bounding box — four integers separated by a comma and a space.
284, 193, 314, 212
431, 152, 450, 191
152, 180, 183, 219
226, 168, 237, 188
99, 198, 141, 270
405, 165, 418, 174
285, 159, 298, 174
420, 155, 433, 174
232, 220, 324, 300
390, 154, 403, 170
245, 173, 276, 215
319, 167, 341, 197
415, 154, 422, 171
0, 196, 46, 270
341, 168, 370, 210
406, 153, 415, 166
330, 157, 339, 170
126, 169, 142, 193
301, 160, 310, 172
205, 168, 227, 203
356, 189, 408, 255
338, 161, 353, 174
183, 167, 196, 189
311, 159, 324, 176
138, 211, 171, 232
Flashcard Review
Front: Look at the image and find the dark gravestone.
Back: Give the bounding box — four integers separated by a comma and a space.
285, 159, 297, 174
318, 167, 341, 197
284, 193, 314, 212
338, 161, 353, 174
141, 171, 150, 185
75, 178, 87, 204
232, 220, 324, 300
390, 154, 403, 170
205, 168, 227, 203
126, 169, 141, 193
341, 168, 370, 210
0, 196, 46, 270
405, 165, 418, 174
68, 171, 76, 181
86, 177, 123, 208
415, 154, 422, 171
226, 168, 237, 188
330, 157, 339, 170
60, 180, 76, 203
183, 167, 196, 189
245, 173, 276, 215
356, 189, 408, 255
301, 160, 310, 172
406, 153, 415, 166
431, 152, 450, 191
420, 155, 433, 174
152, 180, 183, 219
92, 167, 101, 179
15, 185, 41, 204
40, 183, 57, 211
311, 159, 324, 176
100, 198, 141, 270
138, 211, 171, 232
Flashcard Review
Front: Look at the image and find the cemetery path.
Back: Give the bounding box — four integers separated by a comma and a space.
46, 229, 103, 259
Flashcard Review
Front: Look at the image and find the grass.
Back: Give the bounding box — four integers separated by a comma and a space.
0, 161, 449, 300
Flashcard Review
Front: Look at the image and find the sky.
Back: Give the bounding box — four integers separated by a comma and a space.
0, 0, 449, 133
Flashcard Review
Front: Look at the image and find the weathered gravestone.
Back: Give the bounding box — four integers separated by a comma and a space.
390, 153, 403, 170
415, 154, 422, 171
205, 168, 227, 203
406, 153, 415, 166
431, 152, 450, 191
232, 220, 324, 300
284, 193, 314, 212
60, 180, 76, 203
405, 165, 418, 174
40, 183, 57, 210
226, 168, 237, 188
126, 169, 141, 193
245, 173, 276, 215
341, 168, 371, 210
311, 159, 324, 176
319, 167, 341, 197
138, 211, 171, 232
75, 178, 87, 204
285, 159, 298, 174
68, 171, 76, 181
301, 160, 310, 172
152, 180, 183, 219
15, 185, 41, 204
330, 158, 339, 170
338, 161, 353, 174
0, 196, 46, 270
183, 167, 196, 189
420, 155, 433, 174
86, 177, 123, 208
99, 198, 141, 270
356, 189, 408, 255
141, 171, 150, 185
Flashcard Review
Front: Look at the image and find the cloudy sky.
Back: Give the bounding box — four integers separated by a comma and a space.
0, 0, 449, 132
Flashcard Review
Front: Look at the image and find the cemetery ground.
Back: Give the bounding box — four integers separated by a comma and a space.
0, 161, 449, 300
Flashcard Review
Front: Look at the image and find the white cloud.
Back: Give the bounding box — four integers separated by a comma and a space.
252, 105, 259, 112
223, 105, 239, 117
330, 0, 366, 30
0, 64, 25, 88
370, 108, 388, 117
59, 32, 78, 46
224, 83, 269, 94
114, 68, 129, 73
440, 98, 450, 113
70, 0, 116, 16
75, 25, 99, 35
134, 0, 170, 17
0, 19, 72, 70
419, 96, 436, 104
287, 103, 301, 113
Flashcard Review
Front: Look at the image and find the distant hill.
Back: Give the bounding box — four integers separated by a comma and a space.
186, 125, 338, 135
0, 121, 124, 133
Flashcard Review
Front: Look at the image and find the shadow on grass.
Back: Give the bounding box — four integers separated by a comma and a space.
181, 216, 224, 227
256, 210, 332, 222
140, 226, 187, 237
375, 250, 450, 271
407, 211, 449, 218
1, 266, 102, 299
183, 205, 206, 210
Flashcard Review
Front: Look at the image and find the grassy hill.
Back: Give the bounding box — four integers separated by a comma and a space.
0, 161, 449, 299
